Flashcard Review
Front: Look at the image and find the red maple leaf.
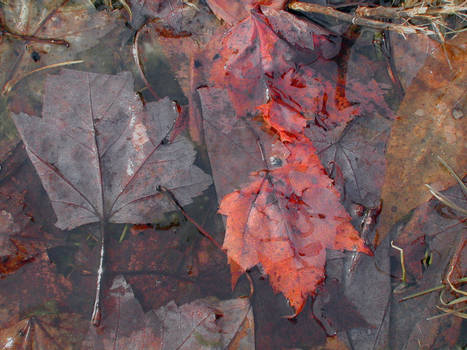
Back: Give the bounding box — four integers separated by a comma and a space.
257, 97, 307, 143
205, 0, 287, 24
218, 139, 371, 312
207, 8, 329, 118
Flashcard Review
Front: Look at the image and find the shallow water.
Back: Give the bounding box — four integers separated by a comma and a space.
0, 0, 465, 349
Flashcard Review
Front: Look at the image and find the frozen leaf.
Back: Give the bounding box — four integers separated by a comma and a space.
0, 0, 120, 94
0, 251, 72, 315
378, 32, 467, 241
269, 63, 358, 130
12, 69, 211, 230
83, 275, 255, 349
11, 69, 211, 324
257, 97, 307, 143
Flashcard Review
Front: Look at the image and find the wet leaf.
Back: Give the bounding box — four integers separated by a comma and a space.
219, 139, 371, 312
206, 7, 332, 118
0, 0, 120, 94
12, 69, 211, 230
390, 184, 466, 349
306, 113, 391, 207
0, 251, 73, 317
205, 0, 287, 24
83, 275, 255, 349
378, 32, 467, 241
201, 86, 370, 313
0, 313, 87, 350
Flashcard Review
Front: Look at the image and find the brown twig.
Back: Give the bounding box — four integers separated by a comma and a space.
0, 25, 70, 47
159, 186, 223, 251
288, 1, 435, 35
356, 3, 467, 19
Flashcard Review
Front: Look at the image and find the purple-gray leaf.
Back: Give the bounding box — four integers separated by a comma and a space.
12, 69, 211, 230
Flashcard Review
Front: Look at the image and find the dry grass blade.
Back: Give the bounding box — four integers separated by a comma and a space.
426, 305, 467, 320
425, 184, 467, 215
436, 156, 467, 196
1, 60, 84, 95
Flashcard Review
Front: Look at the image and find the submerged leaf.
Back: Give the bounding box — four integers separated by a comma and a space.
0, 0, 120, 94
378, 33, 467, 241
205, 0, 287, 24
201, 87, 370, 312
0, 313, 87, 350
219, 140, 371, 311
83, 275, 255, 349
12, 69, 211, 230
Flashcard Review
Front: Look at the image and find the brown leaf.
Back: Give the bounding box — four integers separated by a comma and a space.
0, 313, 87, 350
378, 32, 467, 242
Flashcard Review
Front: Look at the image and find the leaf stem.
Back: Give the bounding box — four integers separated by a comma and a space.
91, 221, 106, 327
132, 20, 159, 100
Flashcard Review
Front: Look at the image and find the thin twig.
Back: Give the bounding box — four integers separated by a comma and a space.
159, 186, 223, 251
436, 155, 467, 196
425, 184, 467, 215
288, 1, 435, 35
119, 0, 133, 22
391, 240, 407, 285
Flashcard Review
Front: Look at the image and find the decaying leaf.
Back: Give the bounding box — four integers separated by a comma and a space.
378, 32, 467, 241
306, 114, 391, 207
0, 313, 87, 350
12, 69, 211, 229
0, 0, 120, 94
390, 184, 466, 349
83, 275, 255, 349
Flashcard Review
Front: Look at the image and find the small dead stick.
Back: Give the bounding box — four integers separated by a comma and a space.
0, 25, 70, 47
158, 186, 222, 250
288, 1, 435, 35
356, 3, 467, 19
